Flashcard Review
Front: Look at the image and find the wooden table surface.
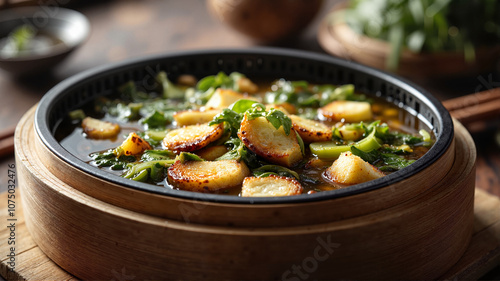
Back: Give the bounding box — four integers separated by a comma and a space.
0, 0, 499, 279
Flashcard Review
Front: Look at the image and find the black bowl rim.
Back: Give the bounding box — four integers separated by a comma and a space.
34, 47, 454, 204
0, 6, 90, 61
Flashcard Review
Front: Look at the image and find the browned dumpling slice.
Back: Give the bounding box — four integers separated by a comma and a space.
265, 103, 296, 115
238, 115, 303, 167
205, 88, 248, 109
195, 145, 228, 161
167, 160, 250, 192
304, 158, 332, 169
173, 109, 221, 126
176, 74, 197, 86
163, 123, 224, 152
241, 175, 303, 197
324, 151, 384, 185
119, 132, 152, 156
290, 115, 333, 143
237, 77, 259, 94
82, 117, 120, 139
319, 101, 372, 122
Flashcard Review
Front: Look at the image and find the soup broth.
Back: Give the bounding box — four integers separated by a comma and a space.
56, 72, 433, 197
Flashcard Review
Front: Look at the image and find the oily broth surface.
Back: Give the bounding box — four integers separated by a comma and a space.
55, 80, 432, 195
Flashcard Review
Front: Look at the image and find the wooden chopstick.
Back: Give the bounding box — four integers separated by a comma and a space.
443, 88, 500, 128
0, 126, 16, 159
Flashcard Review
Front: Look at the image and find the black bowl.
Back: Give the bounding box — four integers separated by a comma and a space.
34, 48, 454, 204
0, 6, 90, 76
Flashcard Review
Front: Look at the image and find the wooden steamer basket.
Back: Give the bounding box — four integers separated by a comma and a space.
15, 49, 474, 280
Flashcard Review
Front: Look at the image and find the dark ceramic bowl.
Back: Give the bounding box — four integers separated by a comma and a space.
34, 48, 454, 204
0, 6, 90, 76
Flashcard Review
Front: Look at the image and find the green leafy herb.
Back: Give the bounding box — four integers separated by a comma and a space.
136, 131, 162, 147
349, 146, 380, 164
210, 108, 243, 137
91, 149, 136, 170
246, 107, 292, 136
118, 81, 149, 102
216, 138, 260, 168
252, 165, 300, 180
141, 150, 175, 162
105, 102, 142, 120
342, 0, 500, 68
265, 79, 367, 108
379, 153, 415, 171
264, 79, 313, 106
296, 131, 305, 156
140, 110, 169, 129
123, 159, 175, 182
209, 99, 293, 137
176, 152, 204, 163
186, 72, 247, 105
230, 99, 262, 113
156, 71, 184, 99
375, 125, 425, 146
351, 146, 415, 171
98, 84, 191, 128
197, 72, 244, 92
381, 144, 413, 154
315, 84, 367, 106
94, 98, 132, 120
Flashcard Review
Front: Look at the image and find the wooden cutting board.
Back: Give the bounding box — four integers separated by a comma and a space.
0, 188, 499, 280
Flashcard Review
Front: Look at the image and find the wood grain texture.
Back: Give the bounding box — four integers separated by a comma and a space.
0, 191, 73, 281
2, 184, 500, 280
442, 88, 500, 130
440, 188, 500, 280
10, 106, 477, 280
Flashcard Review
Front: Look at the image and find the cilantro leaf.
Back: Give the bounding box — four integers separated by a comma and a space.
252, 165, 300, 180
210, 99, 293, 137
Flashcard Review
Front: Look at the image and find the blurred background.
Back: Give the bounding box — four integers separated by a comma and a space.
0, 0, 499, 279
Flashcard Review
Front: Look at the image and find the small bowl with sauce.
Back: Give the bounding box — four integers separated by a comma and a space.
0, 6, 90, 76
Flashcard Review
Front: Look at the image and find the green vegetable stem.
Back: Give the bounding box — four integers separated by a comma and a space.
123, 160, 175, 182
310, 126, 382, 160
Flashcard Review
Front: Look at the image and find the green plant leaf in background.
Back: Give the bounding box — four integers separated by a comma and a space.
341, 0, 500, 70
387, 24, 404, 70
